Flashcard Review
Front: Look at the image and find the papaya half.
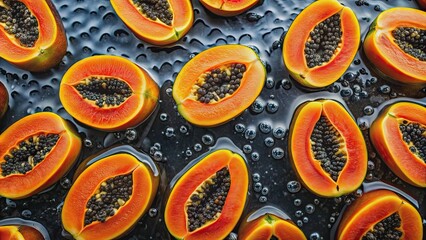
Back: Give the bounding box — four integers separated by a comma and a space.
288, 99, 367, 197
110, 0, 193, 45
337, 189, 423, 240
370, 101, 426, 188
363, 7, 426, 84
199, 0, 260, 17
283, 0, 360, 88
62, 152, 159, 240
238, 207, 306, 240
0, 0, 67, 72
0, 112, 81, 199
172, 44, 266, 127
165, 149, 248, 240
0, 225, 44, 240
59, 55, 159, 131
0, 81, 7, 120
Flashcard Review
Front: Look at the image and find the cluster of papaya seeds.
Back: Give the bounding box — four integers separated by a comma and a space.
0, 81, 7, 120
165, 149, 248, 239
288, 99, 367, 197
199, 0, 260, 17
0, 0, 66, 72
62, 152, 159, 240
283, 0, 360, 88
337, 189, 423, 240
172, 44, 266, 127
0, 112, 82, 199
59, 55, 159, 132
110, 0, 194, 45
370, 101, 426, 188
237, 206, 306, 240
363, 7, 426, 84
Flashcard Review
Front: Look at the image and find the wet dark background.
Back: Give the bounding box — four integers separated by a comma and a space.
0, 0, 425, 239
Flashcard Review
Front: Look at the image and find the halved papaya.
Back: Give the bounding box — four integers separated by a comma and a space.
165, 149, 248, 239
283, 0, 360, 88
62, 153, 159, 240
337, 189, 423, 240
363, 8, 426, 84
199, 0, 260, 17
370, 102, 426, 187
288, 99, 367, 197
172, 44, 266, 127
0, 112, 81, 199
0, 0, 67, 72
238, 207, 306, 240
59, 55, 159, 131
0, 225, 44, 240
110, 0, 193, 45
0, 81, 7, 120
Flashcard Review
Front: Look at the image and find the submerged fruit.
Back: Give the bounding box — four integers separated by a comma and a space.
283, 0, 360, 88
200, 0, 260, 17
62, 152, 159, 240
238, 206, 306, 240
110, 0, 193, 45
370, 102, 426, 187
337, 189, 423, 240
289, 99, 367, 197
59, 55, 159, 131
0, 112, 81, 199
0, 225, 44, 240
363, 7, 426, 84
0, 81, 7, 120
0, 0, 67, 72
173, 44, 266, 127
165, 149, 248, 239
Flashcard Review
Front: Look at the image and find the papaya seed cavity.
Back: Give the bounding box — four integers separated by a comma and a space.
132, 0, 173, 26
392, 27, 426, 61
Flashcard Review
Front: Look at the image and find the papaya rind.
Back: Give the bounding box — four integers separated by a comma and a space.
199, 0, 260, 17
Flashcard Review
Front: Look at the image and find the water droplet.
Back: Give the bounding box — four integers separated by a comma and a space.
363, 105, 374, 115
259, 196, 267, 203
340, 88, 353, 97
84, 138, 93, 148
305, 204, 315, 214
272, 127, 286, 139
265, 78, 275, 89
21, 209, 32, 218
254, 182, 262, 192
261, 187, 269, 195
125, 129, 137, 141
251, 152, 260, 161
246, 12, 262, 22
185, 149, 193, 157
201, 134, 214, 145
343, 72, 357, 82
159, 113, 168, 121
310, 232, 321, 240
251, 99, 265, 114
244, 128, 257, 140
258, 122, 272, 134
295, 210, 303, 217
193, 143, 202, 152
374, 5, 381, 11
226, 232, 238, 240
5, 199, 16, 208
165, 127, 175, 138
303, 217, 309, 223
252, 173, 260, 182
329, 216, 336, 223
234, 123, 246, 133
165, 87, 172, 96
355, 188, 363, 197
314, 199, 320, 205
271, 147, 284, 160
149, 208, 158, 217
264, 137, 274, 147
352, 84, 361, 93
294, 199, 302, 206
243, 144, 252, 154
379, 85, 391, 94
334, 197, 342, 204
287, 180, 301, 193
266, 100, 279, 113
179, 125, 188, 134
367, 160, 375, 170
297, 220, 303, 227
353, 59, 361, 65
60, 178, 72, 189
281, 79, 292, 90
153, 151, 163, 161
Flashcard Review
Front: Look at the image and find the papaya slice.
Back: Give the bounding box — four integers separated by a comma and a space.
363, 7, 426, 84
110, 0, 193, 45
199, 0, 260, 17
288, 99, 367, 197
370, 102, 426, 187
62, 153, 159, 240
0, 81, 7, 120
337, 189, 423, 240
165, 149, 248, 239
283, 0, 360, 88
0, 225, 44, 240
59, 55, 159, 131
238, 207, 306, 240
0, 0, 66, 72
0, 112, 81, 199
172, 44, 266, 127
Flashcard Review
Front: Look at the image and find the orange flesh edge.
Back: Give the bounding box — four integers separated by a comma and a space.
173, 45, 265, 127
364, 8, 426, 83
283, 0, 360, 87
165, 149, 248, 239
110, 0, 193, 45
0, 112, 81, 199
62, 154, 155, 240
370, 102, 426, 187
200, 0, 259, 16
0, 226, 24, 240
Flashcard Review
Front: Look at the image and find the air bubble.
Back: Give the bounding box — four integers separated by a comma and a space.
244, 128, 257, 140
258, 122, 272, 134
259, 196, 267, 203
179, 125, 188, 134
21, 209, 32, 218
281, 79, 292, 90
264, 137, 274, 147
303, 217, 309, 223
251, 99, 265, 114
148, 208, 158, 217
261, 187, 269, 195
329, 216, 336, 223
125, 129, 137, 141
379, 85, 391, 94
159, 113, 168, 121
265, 79, 275, 89
201, 134, 214, 145
165, 127, 175, 138
287, 180, 301, 193
340, 88, 353, 97
243, 144, 252, 154
367, 160, 375, 170
252, 173, 260, 182
193, 143, 202, 152
60, 178, 72, 189
305, 204, 315, 214
266, 100, 279, 113
153, 151, 163, 161
272, 127, 286, 139
343, 72, 357, 82
234, 123, 246, 133
271, 147, 284, 160
5, 199, 16, 208
251, 152, 260, 161
165, 88, 172, 96
355, 188, 363, 197
185, 149, 193, 157
294, 199, 302, 206
297, 220, 303, 227
254, 182, 262, 192
295, 210, 303, 217
310, 232, 321, 240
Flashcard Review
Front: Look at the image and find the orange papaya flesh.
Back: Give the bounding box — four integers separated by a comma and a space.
0, 225, 44, 240
289, 99, 367, 197
199, 0, 260, 17
110, 0, 193, 45
283, 0, 360, 88
62, 153, 158, 240
0, 0, 66, 72
238, 213, 306, 240
0, 81, 7, 119
337, 189, 423, 240
59, 55, 159, 131
363, 7, 426, 84
370, 102, 426, 187
173, 44, 266, 127
165, 149, 248, 240
0, 112, 81, 199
